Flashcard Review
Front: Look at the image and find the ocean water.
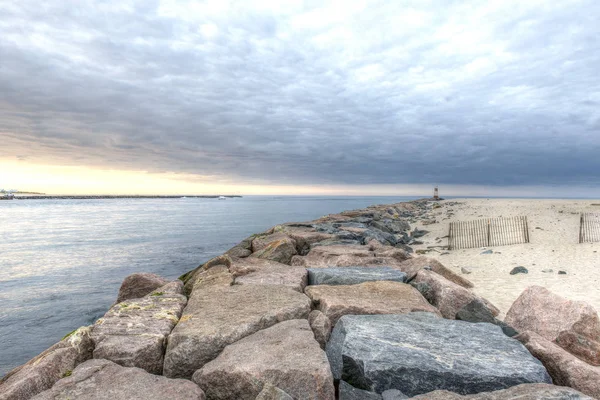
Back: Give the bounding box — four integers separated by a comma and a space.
0, 195, 420, 376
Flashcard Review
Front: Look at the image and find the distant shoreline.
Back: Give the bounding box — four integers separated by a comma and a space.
8, 195, 243, 200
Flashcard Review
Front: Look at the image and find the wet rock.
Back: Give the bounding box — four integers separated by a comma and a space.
305, 281, 441, 326
409, 383, 593, 399
516, 331, 600, 398
411, 269, 499, 319
30, 359, 205, 400
339, 381, 381, 400
90, 282, 187, 374
307, 267, 406, 286
193, 320, 334, 400
510, 266, 529, 275
505, 286, 600, 365
397, 257, 474, 288
0, 327, 94, 400
456, 299, 518, 337
255, 384, 293, 400
231, 257, 307, 292
163, 284, 311, 379
116, 273, 169, 304
308, 310, 331, 349
326, 313, 551, 396
251, 235, 298, 265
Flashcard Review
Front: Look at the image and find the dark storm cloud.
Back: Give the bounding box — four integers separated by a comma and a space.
1, 0, 600, 186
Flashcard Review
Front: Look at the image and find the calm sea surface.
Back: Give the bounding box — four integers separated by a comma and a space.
0, 195, 420, 376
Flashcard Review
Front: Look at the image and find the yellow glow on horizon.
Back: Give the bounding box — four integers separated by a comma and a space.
2, 160, 598, 198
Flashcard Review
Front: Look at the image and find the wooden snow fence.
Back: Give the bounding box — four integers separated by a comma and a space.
448, 216, 530, 250
579, 213, 600, 243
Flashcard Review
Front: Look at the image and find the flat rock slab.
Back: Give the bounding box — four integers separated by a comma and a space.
307, 267, 406, 286
0, 327, 93, 400
30, 359, 205, 400
305, 281, 440, 326
505, 285, 600, 366
326, 313, 551, 397
91, 282, 187, 374
193, 320, 334, 400
516, 331, 600, 399
163, 284, 311, 379
409, 383, 593, 399
231, 257, 307, 292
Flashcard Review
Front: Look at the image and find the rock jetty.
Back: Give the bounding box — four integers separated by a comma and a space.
1, 199, 599, 399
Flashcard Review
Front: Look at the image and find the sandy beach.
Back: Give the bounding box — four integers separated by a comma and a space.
413, 198, 600, 318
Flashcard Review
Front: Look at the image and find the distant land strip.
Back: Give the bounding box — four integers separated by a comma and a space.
11, 195, 242, 200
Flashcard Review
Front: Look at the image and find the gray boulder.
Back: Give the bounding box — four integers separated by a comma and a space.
456, 299, 518, 337
90, 282, 187, 374
163, 284, 311, 379
193, 320, 334, 400
307, 267, 406, 286
362, 229, 398, 246
30, 359, 205, 400
0, 327, 93, 400
381, 389, 408, 399
116, 273, 169, 304
326, 313, 551, 396
339, 380, 381, 400
409, 383, 593, 399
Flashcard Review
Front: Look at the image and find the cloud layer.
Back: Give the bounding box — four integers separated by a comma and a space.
1, 0, 600, 187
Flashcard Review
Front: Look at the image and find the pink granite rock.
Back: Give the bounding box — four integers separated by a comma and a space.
411, 269, 499, 319
516, 331, 600, 399
305, 281, 441, 326
251, 233, 298, 265
0, 327, 93, 400
398, 257, 474, 288
192, 320, 334, 400
116, 273, 169, 304
230, 257, 307, 292
505, 286, 600, 365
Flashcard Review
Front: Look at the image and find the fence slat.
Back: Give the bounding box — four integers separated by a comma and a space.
448, 216, 530, 250
581, 213, 600, 243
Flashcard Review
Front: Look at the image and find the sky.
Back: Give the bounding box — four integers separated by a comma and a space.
1, 0, 600, 196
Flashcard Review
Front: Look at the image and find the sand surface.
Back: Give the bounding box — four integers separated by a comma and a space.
413, 199, 600, 318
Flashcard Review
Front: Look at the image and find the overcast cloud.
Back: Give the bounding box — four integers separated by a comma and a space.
1, 0, 599, 187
